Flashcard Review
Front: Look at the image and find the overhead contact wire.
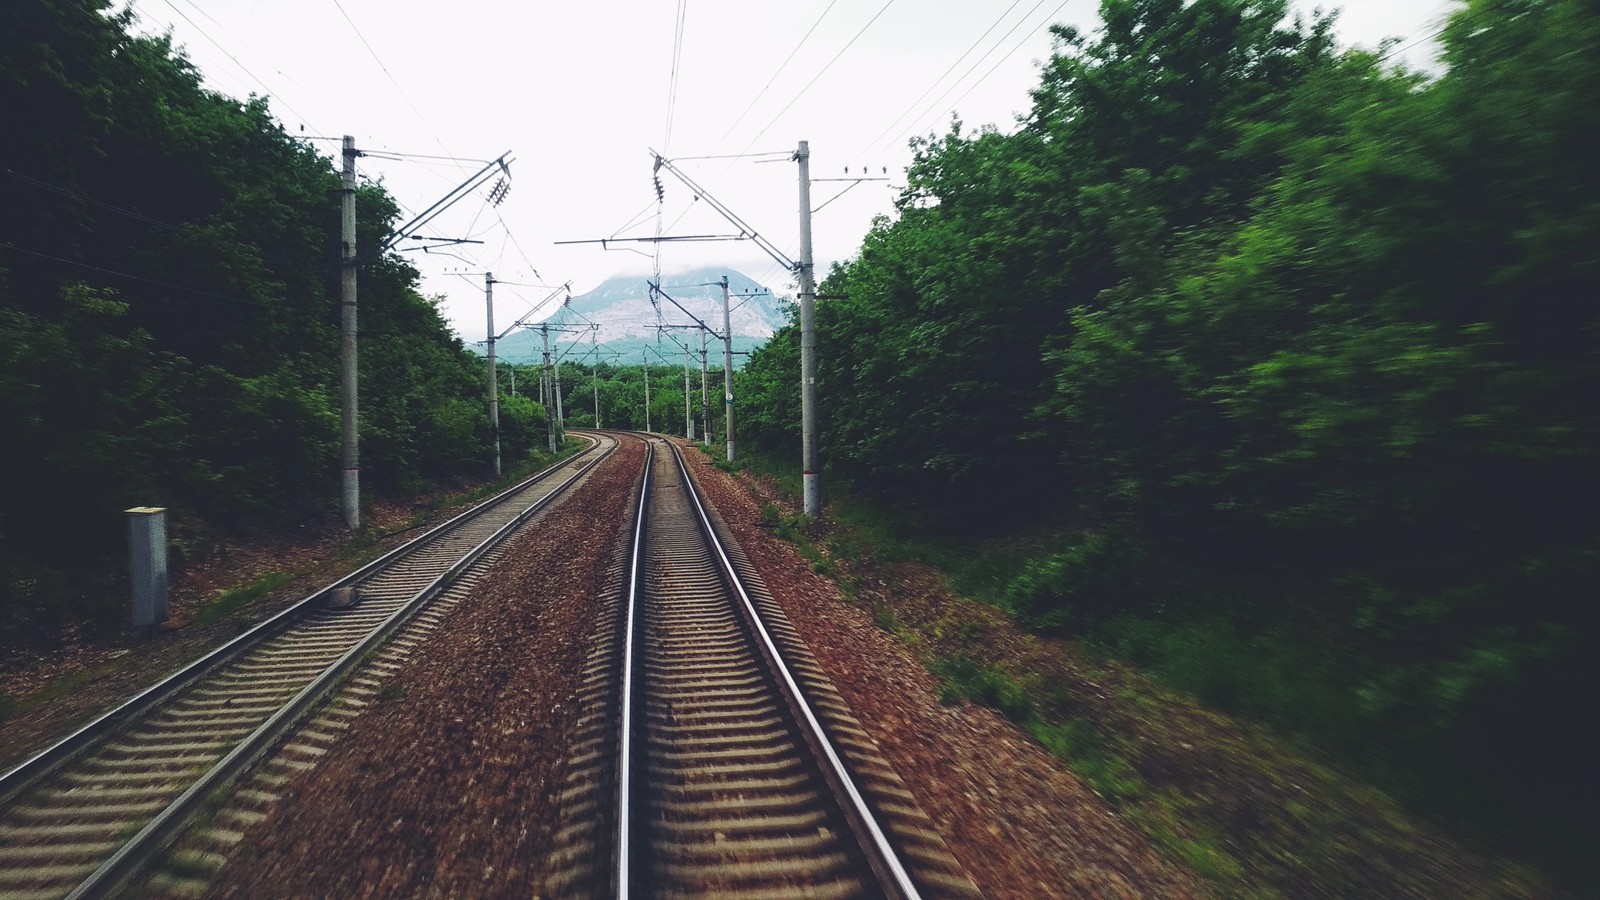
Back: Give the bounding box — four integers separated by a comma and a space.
715, 0, 842, 146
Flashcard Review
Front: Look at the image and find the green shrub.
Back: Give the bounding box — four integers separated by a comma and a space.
930, 656, 1034, 724
194, 571, 292, 626
1002, 528, 1150, 633
1032, 717, 1144, 804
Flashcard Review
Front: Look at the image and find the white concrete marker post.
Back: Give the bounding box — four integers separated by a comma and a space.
126, 506, 169, 632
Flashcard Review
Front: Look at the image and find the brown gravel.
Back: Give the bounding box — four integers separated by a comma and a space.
675, 441, 1202, 899
207, 439, 643, 898
182, 433, 1193, 898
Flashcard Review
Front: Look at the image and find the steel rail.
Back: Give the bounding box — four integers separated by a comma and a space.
614, 436, 652, 900
613, 437, 922, 899
0, 438, 606, 899
664, 439, 923, 900
0, 438, 596, 810
64, 436, 614, 898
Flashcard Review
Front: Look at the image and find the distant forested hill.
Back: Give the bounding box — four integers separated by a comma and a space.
486, 266, 788, 367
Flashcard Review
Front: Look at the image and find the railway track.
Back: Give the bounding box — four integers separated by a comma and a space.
549, 435, 979, 898
0, 435, 616, 900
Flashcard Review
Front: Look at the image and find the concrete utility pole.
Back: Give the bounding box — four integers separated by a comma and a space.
485, 272, 501, 477
795, 140, 820, 519
700, 330, 711, 447
340, 135, 361, 530
682, 342, 693, 441
721, 276, 735, 462
554, 355, 566, 446
542, 324, 557, 453
592, 328, 602, 428
642, 351, 651, 432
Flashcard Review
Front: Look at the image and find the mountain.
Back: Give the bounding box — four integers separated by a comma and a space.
485, 266, 790, 368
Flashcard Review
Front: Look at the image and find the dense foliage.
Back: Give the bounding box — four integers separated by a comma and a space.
1, 1, 539, 640
738, 0, 1598, 865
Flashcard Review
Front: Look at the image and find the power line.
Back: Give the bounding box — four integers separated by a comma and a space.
497, 215, 544, 282
330, 0, 461, 170
610, 197, 662, 240
920, 0, 1071, 141
663, 0, 690, 150
450, 272, 485, 291
461, 192, 491, 245
740, 0, 900, 154
669, 151, 793, 161
169, 0, 325, 116
558, 304, 600, 327
1375, 3, 1472, 67
361, 151, 493, 164
154, 0, 321, 133
730, 289, 773, 315
128, 0, 551, 318
855, 0, 1033, 159
715, 0, 841, 146
1, 241, 265, 307
490, 226, 510, 272
4, 168, 179, 230
656, 0, 898, 245
885, 0, 1065, 158
349, 81, 546, 286
326, 123, 538, 290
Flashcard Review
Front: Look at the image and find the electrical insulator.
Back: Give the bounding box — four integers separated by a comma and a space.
488, 178, 511, 207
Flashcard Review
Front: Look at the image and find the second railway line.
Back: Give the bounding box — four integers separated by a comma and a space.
0, 431, 981, 898
0, 434, 616, 899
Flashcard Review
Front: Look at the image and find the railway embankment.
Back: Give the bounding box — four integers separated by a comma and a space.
701, 445, 1553, 899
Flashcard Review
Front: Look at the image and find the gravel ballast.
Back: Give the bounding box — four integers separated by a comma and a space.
207, 439, 643, 898
676, 443, 1201, 898
204, 435, 1197, 897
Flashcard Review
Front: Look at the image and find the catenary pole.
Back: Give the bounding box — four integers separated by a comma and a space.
700, 329, 710, 447
339, 135, 361, 530
721, 276, 735, 462
795, 140, 820, 519
485, 272, 501, 477
542, 324, 556, 453
554, 354, 566, 446
643, 351, 651, 432
592, 328, 602, 427
683, 342, 693, 440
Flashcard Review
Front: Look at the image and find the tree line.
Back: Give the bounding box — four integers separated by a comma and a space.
736, 0, 1597, 870
0, 1, 547, 643
539, 358, 730, 441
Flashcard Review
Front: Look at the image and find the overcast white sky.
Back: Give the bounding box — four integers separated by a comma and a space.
128, 0, 1455, 342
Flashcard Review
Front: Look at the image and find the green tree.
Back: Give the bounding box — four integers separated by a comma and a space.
2, 1, 519, 644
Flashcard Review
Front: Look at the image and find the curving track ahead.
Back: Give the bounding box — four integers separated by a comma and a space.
0, 435, 615, 900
